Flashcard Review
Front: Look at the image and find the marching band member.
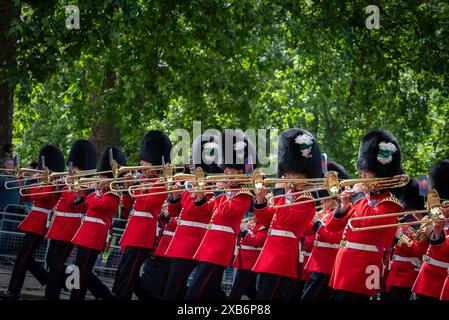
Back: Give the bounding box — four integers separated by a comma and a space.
326, 130, 404, 300
435, 163, 449, 301
297, 226, 314, 297
162, 133, 222, 300
229, 209, 271, 300
412, 160, 449, 300
133, 208, 173, 300
69, 147, 127, 300
154, 207, 178, 258
301, 161, 349, 300
0, 145, 65, 300
44, 139, 105, 300
252, 129, 321, 300
112, 130, 172, 300
384, 179, 429, 300
139, 207, 178, 298
184, 130, 255, 300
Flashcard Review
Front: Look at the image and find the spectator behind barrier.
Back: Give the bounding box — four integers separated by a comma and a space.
0, 158, 20, 213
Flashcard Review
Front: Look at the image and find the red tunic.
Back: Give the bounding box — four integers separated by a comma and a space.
305, 209, 344, 276
326, 192, 403, 296
439, 236, 449, 300
18, 185, 61, 236
164, 192, 214, 259
412, 231, 449, 298
299, 227, 315, 281
252, 191, 316, 279
71, 191, 120, 251
46, 188, 88, 242
233, 222, 269, 271
193, 191, 253, 267
120, 193, 134, 220
154, 217, 178, 257
385, 226, 428, 290
119, 180, 168, 251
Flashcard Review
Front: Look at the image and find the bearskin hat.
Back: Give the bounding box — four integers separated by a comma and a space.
98, 147, 127, 178
38, 145, 65, 172
220, 129, 257, 172
398, 179, 425, 211
277, 129, 322, 178
192, 132, 223, 174
327, 161, 350, 180
356, 130, 403, 178
429, 160, 449, 200
139, 130, 172, 165
67, 139, 97, 170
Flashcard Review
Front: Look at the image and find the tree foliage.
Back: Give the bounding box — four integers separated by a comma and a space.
4, 0, 449, 176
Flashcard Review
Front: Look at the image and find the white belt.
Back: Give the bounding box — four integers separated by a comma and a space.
31, 206, 52, 214
131, 210, 154, 218
179, 220, 208, 229
301, 251, 311, 257
162, 230, 175, 237
55, 211, 84, 218
392, 255, 421, 271
422, 255, 449, 269
269, 229, 297, 239
340, 240, 379, 253
240, 245, 262, 251
84, 216, 106, 225
314, 240, 340, 249
299, 250, 311, 263
209, 224, 235, 234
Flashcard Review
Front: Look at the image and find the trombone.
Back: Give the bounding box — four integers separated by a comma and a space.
109, 164, 186, 192
19, 168, 106, 197
62, 159, 124, 188
65, 162, 185, 183
128, 167, 206, 197
4, 167, 56, 190
183, 169, 326, 195
39, 175, 120, 197
15, 168, 73, 196
270, 172, 410, 208
347, 188, 449, 232
0, 168, 19, 178
177, 169, 266, 195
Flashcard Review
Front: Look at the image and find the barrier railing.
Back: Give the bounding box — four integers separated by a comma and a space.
0, 205, 236, 298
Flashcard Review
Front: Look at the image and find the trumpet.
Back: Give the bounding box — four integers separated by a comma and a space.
270, 172, 410, 208
128, 167, 206, 197
347, 188, 449, 232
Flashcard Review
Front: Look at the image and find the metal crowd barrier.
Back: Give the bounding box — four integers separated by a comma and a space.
0, 204, 237, 298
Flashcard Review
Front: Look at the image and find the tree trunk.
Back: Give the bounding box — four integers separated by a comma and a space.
88, 71, 121, 161
89, 113, 121, 161
0, 0, 18, 159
